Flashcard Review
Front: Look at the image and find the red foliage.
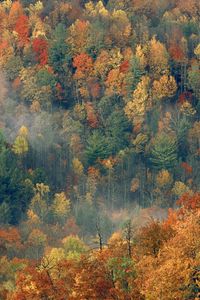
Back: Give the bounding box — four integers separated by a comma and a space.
32, 38, 48, 66
181, 162, 193, 174
119, 60, 130, 73
178, 92, 192, 104
15, 15, 29, 47
169, 43, 185, 62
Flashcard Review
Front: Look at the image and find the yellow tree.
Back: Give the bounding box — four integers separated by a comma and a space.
67, 19, 91, 55
29, 183, 50, 223
124, 75, 151, 126
152, 75, 177, 100
105, 68, 125, 96
12, 125, 29, 155
148, 36, 169, 77
51, 192, 70, 225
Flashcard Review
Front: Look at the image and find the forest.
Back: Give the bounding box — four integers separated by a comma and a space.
0, 0, 200, 299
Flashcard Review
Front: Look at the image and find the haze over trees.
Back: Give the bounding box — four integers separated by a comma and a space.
0, 0, 200, 299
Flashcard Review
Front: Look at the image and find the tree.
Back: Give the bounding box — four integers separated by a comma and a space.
85, 131, 110, 165
105, 110, 131, 155
62, 235, 87, 260
8, 0, 23, 29
148, 36, 169, 77
124, 75, 151, 126
152, 75, 177, 100
15, 14, 29, 47
49, 23, 70, 73
149, 133, 178, 170
67, 19, 91, 55
32, 37, 48, 66
51, 192, 70, 225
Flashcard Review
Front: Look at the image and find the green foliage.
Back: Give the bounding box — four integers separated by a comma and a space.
4, 56, 23, 81
149, 133, 178, 170
85, 131, 110, 165
36, 69, 57, 88
106, 110, 131, 154
49, 23, 71, 73
0, 171, 34, 224
62, 235, 87, 258
107, 257, 136, 290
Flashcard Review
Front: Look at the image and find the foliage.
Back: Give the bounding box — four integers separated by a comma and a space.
0, 0, 200, 297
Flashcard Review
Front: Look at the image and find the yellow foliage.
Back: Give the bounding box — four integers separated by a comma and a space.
85, 1, 109, 18
44, 247, 65, 267
85, 192, 93, 205
31, 17, 47, 38
124, 75, 151, 124
148, 36, 169, 76
152, 75, 177, 100
135, 44, 148, 68
130, 178, 140, 192
94, 48, 123, 79
172, 181, 190, 197
0, 41, 14, 68
35, 183, 50, 195
180, 101, 196, 116
28, 229, 47, 246
156, 169, 173, 188
27, 209, 40, 224
30, 100, 41, 113
28, 1, 43, 16
105, 68, 125, 96
12, 135, 28, 155
108, 231, 123, 246
194, 43, 200, 58
18, 125, 29, 137
1, 0, 12, 11
67, 19, 91, 55
52, 192, 70, 218
72, 158, 84, 175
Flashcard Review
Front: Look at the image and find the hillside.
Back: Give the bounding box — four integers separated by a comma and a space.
0, 0, 200, 299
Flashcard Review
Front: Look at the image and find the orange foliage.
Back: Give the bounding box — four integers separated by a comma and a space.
181, 162, 193, 174
135, 219, 175, 257
88, 80, 101, 99
85, 102, 99, 128
87, 166, 100, 179
177, 192, 200, 211
73, 53, 93, 79
0, 227, 22, 254
12, 77, 21, 89
15, 15, 29, 47
8, 1, 23, 29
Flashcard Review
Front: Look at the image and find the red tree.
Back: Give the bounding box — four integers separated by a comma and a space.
32, 38, 48, 66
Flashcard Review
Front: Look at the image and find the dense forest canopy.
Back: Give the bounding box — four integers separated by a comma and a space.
0, 0, 200, 299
